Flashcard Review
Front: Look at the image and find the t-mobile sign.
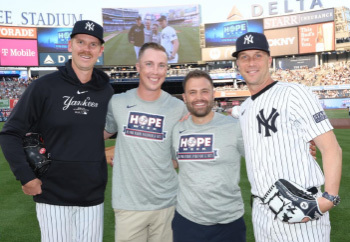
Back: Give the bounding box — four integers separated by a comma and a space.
0, 39, 38, 66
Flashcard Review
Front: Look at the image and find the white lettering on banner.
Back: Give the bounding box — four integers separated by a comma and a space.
10, 49, 36, 56
0, 28, 35, 37
58, 55, 66, 63
264, 16, 299, 29
252, 0, 323, 17
300, 12, 332, 21
1, 48, 35, 56
268, 37, 295, 46
58, 55, 72, 63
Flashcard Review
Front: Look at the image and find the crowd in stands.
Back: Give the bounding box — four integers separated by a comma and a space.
213, 84, 248, 92
2, 62, 350, 100
211, 62, 350, 96
0, 77, 35, 100
313, 89, 350, 99
271, 62, 350, 86
109, 66, 204, 79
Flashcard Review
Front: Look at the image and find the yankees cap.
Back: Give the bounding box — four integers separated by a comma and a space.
232, 32, 270, 57
70, 20, 105, 44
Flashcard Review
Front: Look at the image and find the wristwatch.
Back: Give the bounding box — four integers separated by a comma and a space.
322, 192, 341, 206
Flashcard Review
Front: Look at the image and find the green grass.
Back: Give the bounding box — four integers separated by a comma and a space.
0, 122, 349, 242
325, 108, 349, 119
104, 26, 200, 66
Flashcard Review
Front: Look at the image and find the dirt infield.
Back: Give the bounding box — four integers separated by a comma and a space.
330, 118, 350, 129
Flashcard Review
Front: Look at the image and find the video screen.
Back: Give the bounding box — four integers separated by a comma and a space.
102, 4, 201, 65
37, 27, 72, 53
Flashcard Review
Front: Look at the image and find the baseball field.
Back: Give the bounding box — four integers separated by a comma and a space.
0, 109, 349, 241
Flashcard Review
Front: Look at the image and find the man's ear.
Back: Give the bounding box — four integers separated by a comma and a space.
182, 93, 186, 103
68, 39, 72, 53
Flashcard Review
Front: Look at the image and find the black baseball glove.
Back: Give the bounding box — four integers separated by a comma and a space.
262, 179, 323, 223
23, 133, 51, 178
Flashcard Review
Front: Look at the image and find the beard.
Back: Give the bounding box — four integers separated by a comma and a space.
186, 100, 214, 118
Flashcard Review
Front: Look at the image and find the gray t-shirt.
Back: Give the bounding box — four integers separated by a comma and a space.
144, 27, 152, 43
105, 88, 187, 210
172, 113, 245, 225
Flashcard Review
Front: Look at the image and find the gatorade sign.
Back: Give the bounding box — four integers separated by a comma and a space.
0, 26, 37, 39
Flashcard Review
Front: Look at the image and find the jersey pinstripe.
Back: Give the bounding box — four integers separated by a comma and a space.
240, 82, 332, 197
240, 81, 333, 242
252, 198, 330, 242
36, 203, 104, 242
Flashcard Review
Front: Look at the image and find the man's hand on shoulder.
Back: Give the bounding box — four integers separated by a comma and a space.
22, 178, 42, 196
230, 106, 240, 119
179, 112, 191, 122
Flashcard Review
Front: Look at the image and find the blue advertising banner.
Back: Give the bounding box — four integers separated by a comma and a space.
204, 19, 263, 47
39, 53, 103, 66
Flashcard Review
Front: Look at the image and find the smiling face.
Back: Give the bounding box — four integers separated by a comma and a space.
183, 76, 215, 120
136, 48, 168, 95
236, 49, 273, 94
158, 19, 167, 28
68, 34, 103, 75
152, 24, 158, 33
145, 18, 152, 28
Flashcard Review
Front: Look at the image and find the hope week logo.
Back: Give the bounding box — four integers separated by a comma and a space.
123, 112, 167, 141
177, 134, 219, 161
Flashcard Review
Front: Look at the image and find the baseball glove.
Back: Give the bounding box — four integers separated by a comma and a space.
23, 133, 51, 178
262, 179, 323, 223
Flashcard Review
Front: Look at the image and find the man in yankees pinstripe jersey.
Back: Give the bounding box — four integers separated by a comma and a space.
232, 32, 342, 242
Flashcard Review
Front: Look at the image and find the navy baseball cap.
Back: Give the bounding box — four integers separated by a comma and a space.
70, 20, 104, 44
232, 32, 270, 57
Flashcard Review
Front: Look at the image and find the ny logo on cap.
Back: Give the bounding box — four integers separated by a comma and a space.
85, 22, 95, 31
243, 35, 254, 45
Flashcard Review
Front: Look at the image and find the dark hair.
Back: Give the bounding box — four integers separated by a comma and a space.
183, 70, 213, 91
138, 42, 167, 61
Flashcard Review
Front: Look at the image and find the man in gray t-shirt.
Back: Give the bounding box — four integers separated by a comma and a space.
104, 43, 187, 242
172, 70, 246, 242
144, 15, 152, 43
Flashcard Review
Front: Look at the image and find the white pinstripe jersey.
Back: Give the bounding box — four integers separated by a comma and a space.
239, 81, 333, 198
